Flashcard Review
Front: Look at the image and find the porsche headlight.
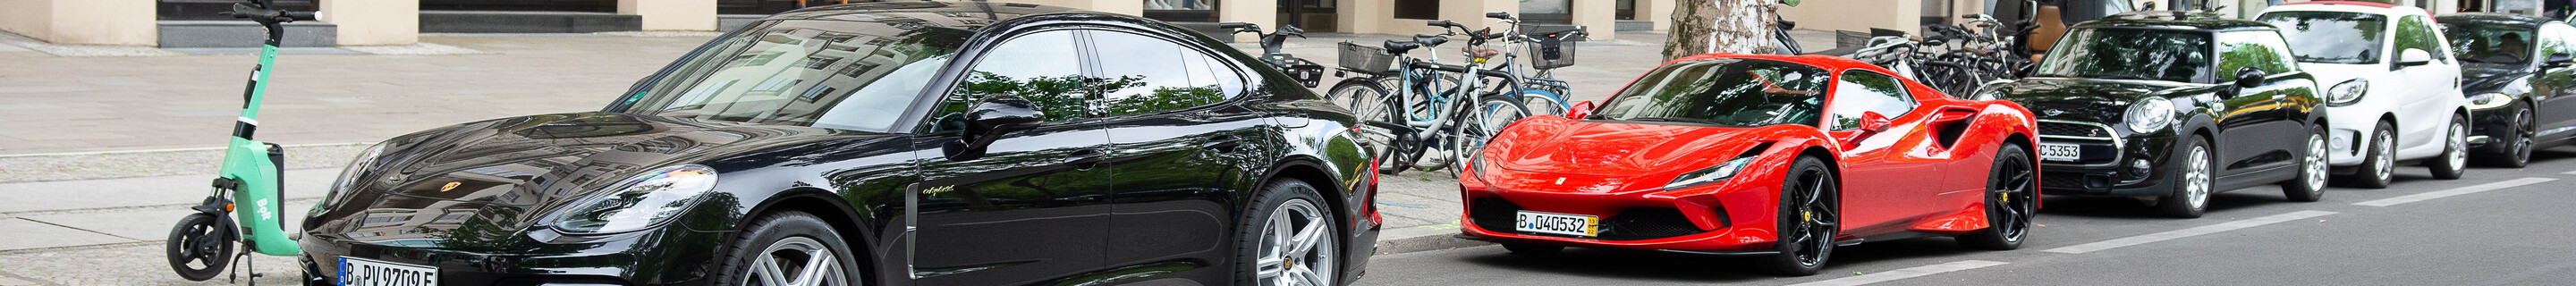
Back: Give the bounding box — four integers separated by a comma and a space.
2124, 97, 2175, 133
1663, 157, 1758, 191
547, 164, 719, 234
2326, 79, 2369, 105
2468, 93, 2512, 110
315, 143, 388, 214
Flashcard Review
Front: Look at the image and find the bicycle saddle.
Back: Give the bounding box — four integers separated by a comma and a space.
1413, 34, 1451, 47
1383, 40, 1422, 55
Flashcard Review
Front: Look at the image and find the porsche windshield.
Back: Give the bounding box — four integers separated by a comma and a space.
2261, 12, 2388, 64
1591, 59, 1828, 127
617, 20, 971, 132
2032, 28, 2210, 82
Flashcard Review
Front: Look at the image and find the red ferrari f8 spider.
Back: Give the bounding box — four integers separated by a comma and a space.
1456, 54, 2042, 275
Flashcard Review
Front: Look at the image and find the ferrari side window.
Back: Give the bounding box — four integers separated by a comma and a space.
1827, 70, 1916, 130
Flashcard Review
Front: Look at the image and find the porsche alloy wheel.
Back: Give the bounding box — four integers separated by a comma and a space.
1243, 181, 1338, 286
716, 212, 858, 286
1766, 156, 1838, 276
1963, 144, 2036, 250
741, 238, 848, 286
2160, 140, 2212, 218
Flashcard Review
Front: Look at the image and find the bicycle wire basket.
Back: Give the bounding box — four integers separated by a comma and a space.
1525, 29, 1585, 70
1337, 41, 1400, 75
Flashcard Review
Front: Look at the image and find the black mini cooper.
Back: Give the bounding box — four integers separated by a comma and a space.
297, 2, 1380, 285
2439, 13, 2576, 167
1977, 12, 2330, 218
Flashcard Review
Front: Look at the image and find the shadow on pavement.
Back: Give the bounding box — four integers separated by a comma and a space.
1433, 239, 1983, 282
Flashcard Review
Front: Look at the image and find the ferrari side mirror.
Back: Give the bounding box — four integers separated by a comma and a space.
1860, 111, 1893, 132
1567, 101, 1597, 119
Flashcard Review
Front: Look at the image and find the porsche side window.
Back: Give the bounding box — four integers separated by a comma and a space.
1092, 30, 1231, 117
1828, 71, 1916, 131
928, 30, 1089, 134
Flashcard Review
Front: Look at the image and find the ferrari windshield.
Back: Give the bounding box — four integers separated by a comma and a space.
616, 20, 971, 132
1590, 59, 1829, 127
2260, 12, 2389, 64
2033, 28, 2210, 82
2444, 22, 2536, 64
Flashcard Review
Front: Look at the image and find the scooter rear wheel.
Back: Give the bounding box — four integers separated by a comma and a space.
166, 213, 233, 281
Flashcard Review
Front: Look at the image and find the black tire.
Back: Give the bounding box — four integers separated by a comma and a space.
2429, 115, 2470, 180
1961, 144, 2035, 250
2480, 106, 2537, 168
1235, 180, 1342, 286
1763, 156, 1837, 276
1449, 95, 1531, 171
165, 213, 232, 282
1501, 242, 1563, 256
2282, 124, 2330, 202
711, 211, 861, 286
2342, 122, 2397, 189
2158, 138, 2215, 218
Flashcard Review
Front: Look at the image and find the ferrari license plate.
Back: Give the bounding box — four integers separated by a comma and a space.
2039, 143, 2082, 162
339, 257, 437, 286
1514, 211, 1597, 237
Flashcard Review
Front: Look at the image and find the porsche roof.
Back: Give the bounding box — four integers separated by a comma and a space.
761, 1, 1088, 31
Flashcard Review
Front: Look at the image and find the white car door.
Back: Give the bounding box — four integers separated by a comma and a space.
2394, 14, 2462, 154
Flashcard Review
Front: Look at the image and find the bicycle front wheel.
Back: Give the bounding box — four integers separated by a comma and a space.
1446, 95, 1532, 172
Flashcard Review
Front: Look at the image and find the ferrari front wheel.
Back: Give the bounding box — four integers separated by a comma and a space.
1763, 156, 1838, 276
1962, 143, 2034, 250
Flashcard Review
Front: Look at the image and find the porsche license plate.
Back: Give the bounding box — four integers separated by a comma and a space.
2039, 143, 2081, 162
339, 257, 437, 286
1514, 211, 1597, 237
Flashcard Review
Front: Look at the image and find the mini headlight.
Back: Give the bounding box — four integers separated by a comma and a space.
316, 143, 388, 214
1663, 157, 1758, 191
2326, 79, 2369, 105
547, 164, 719, 234
2468, 93, 2512, 109
2125, 97, 2175, 133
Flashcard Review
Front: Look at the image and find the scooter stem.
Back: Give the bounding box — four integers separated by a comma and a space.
218, 1, 305, 256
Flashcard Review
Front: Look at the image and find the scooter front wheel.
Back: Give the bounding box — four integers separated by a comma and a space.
166, 213, 233, 281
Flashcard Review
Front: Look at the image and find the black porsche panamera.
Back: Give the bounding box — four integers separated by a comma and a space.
296, 2, 1381, 285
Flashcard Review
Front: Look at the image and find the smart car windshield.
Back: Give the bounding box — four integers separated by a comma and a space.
1590, 59, 1828, 127
2260, 12, 2389, 64
2033, 29, 2211, 82
2443, 22, 2537, 64
616, 20, 971, 132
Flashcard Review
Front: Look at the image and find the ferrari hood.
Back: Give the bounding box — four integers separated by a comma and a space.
1485, 116, 1774, 177
306, 112, 882, 248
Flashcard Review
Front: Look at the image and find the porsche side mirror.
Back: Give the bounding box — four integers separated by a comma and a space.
2396, 48, 2436, 68
2234, 67, 2267, 88
1860, 111, 1893, 132
1567, 101, 1597, 119
953, 95, 1044, 158
2547, 53, 2574, 69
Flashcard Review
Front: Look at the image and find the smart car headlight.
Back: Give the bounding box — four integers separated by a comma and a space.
2468, 93, 2512, 110
313, 143, 388, 214
2124, 97, 2175, 133
1663, 156, 1758, 191
547, 164, 718, 234
2326, 79, 2369, 105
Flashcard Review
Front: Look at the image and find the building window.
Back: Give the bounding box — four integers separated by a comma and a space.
1395, 1, 1439, 20
160, 0, 314, 21
1521, 0, 1572, 24
1145, 0, 1219, 22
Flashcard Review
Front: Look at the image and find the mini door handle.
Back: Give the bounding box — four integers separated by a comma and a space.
1204, 135, 1244, 153
1067, 148, 1105, 170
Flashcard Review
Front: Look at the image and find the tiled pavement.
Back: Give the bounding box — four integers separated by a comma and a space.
0, 29, 1840, 284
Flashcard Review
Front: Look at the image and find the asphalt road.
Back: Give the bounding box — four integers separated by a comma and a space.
1354, 150, 2576, 285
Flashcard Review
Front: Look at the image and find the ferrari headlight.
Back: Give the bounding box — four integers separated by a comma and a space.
2326, 79, 2368, 105
1663, 157, 1758, 191
315, 143, 388, 214
547, 164, 719, 234
2124, 97, 2174, 133
2468, 93, 2512, 110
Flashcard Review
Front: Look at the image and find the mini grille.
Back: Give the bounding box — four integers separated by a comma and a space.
2042, 174, 2089, 189
2038, 122, 2113, 138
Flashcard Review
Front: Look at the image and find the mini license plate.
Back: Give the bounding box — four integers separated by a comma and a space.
1514, 211, 1598, 237
2039, 143, 2082, 162
339, 257, 437, 286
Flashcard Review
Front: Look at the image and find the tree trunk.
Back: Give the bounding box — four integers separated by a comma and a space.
1663, 0, 1776, 61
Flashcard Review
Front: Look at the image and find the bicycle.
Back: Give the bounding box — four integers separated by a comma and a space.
1475, 12, 1582, 116
1849, 35, 1981, 97
165, 0, 316, 283
1218, 22, 1327, 88
1326, 20, 1532, 175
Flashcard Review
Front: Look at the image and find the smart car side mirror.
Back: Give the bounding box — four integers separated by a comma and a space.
2396, 48, 2436, 68
2547, 53, 2574, 69
1860, 111, 1893, 132
1567, 101, 1597, 119
958, 95, 1044, 154
2234, 67, 2267, 88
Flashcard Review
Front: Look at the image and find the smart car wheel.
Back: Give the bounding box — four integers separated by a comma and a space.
165, 213, 231, 282
2158, 139, 2213, 218
713, 211, 860, 286
2283, 125, 2330, 202
1764, 156, 1837, 276
1962, 143, 2035, 250
2343, 122, 2396, 189
1237, 180, 1340, 286
2429, 115, 2470, 180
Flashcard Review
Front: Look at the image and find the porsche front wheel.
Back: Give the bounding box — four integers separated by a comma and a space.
1764, 156, 1838, 276
713, 211, 860, 286
1962, 144, 2034, 250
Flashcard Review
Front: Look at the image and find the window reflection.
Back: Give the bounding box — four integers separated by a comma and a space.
623, 20, 970, 132
932, 31, 1091, 133
2261, 12, 2388, 64
2034, 29, 2210, 83
1592, 59, 1828, 127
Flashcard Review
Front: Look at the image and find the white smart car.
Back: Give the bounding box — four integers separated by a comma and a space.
2258, 2, 2471, 188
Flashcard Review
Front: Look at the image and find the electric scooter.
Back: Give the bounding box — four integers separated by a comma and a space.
165, 0, 315, 283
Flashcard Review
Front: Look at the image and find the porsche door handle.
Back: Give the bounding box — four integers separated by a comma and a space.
1204, 135, 1244, 153
1067, 149, 1105, 170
